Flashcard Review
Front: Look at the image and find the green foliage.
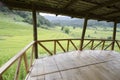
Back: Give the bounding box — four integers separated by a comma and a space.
37, 14, 52, 27
0, 6, 52, 27
73, 26, 76, 29
107, 36, 112, 40
64, 27, 70, 34
61, 26, 64, 31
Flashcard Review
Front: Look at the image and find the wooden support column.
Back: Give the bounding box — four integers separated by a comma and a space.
0, 75, 3, 80
80, 17, 88, 50
32, 9, 38, 58
111, 22, 117, 50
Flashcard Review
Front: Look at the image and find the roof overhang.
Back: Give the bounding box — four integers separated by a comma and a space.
1, 0, 120, 23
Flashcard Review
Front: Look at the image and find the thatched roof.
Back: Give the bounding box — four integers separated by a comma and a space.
1, 0, 120, 22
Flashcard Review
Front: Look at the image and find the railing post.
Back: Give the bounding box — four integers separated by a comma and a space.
32, 9, 38, 58
23, 53, 29, 73
80, 17, 88, 50
54, 41, 56, 54
67, 40, 69, 51
91, 40, 94, 50
14, 57, 22, 80
0, 75, 3, 80
111, 22, 117, 50
102, 40, 105, 50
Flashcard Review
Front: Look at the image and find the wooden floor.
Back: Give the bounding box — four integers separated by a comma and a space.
26, 50, 120, 80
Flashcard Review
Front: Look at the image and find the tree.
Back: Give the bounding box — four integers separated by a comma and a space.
61, 26, 64, 31
64, 28, 70, 34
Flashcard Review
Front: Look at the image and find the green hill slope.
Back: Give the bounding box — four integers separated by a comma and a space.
0, 14, 71, 67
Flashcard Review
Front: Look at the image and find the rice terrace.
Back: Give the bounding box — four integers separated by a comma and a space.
0, 0, 120, 80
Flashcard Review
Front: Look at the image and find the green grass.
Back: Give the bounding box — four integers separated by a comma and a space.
0, 20, 72, 66
0, 15, 120, 80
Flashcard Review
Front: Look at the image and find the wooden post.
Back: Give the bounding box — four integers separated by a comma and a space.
0, 75, 3, 80
32, 9, 38, 58
54, 41, 56, 55
80, 17, 88, 50
111, 22, 117, 50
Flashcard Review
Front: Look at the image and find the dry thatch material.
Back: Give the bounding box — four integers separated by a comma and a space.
1, 0, 120, 22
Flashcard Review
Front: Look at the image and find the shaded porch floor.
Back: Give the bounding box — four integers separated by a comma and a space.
26, 50, 120, 80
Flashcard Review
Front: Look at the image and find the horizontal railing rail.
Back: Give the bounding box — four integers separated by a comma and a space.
0, 41, 35, 80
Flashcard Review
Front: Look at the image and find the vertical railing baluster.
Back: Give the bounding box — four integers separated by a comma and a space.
30, 45, 34, 67
14, 57, 22, 80
54, 41, 56, 55
23, 53, 29, 73
102, 40, 105, 50
91, 40, 94, 50
67, 40, 69, 52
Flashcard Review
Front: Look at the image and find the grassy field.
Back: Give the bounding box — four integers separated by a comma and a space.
0, 14, 120, 79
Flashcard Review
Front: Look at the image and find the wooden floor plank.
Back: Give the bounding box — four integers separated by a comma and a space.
93, 63, 119, 80
79, 66, 105, 80
54, 53, 77, 70
61, 69, 84, 80
26, 50, 120, 80
43, 56, 59, 73
27, 75, 44, 80
45, 72, 63, 80
30, 59, 45, 76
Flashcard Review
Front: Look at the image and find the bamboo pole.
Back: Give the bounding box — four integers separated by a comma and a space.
32, 9, 38, 58
80, 17, 88, 50
14, 57, 22, 80
111, 22, 117, 50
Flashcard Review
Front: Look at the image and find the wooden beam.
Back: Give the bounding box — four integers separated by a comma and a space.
32, 9, 38, 59
83, 0, 120, 13
111, 22, 117, 50
80, 17, 88, 50
99, 6, 120, 17
63, 0, 78, 9
102, 10, 120, 17
80, 0, 99, 5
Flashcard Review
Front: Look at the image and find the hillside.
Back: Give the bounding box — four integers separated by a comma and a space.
0, 5, 52, 27
0, 15, 71, 66
0, 12, 72, 79
44, 15, 120, 27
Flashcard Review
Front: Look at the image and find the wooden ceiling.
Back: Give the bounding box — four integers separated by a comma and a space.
1, 0, 120, 22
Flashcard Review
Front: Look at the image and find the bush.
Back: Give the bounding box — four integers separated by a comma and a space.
88, 35, 90, 38
107, 36, 112, 40
61, 26, 64, 31
64, 28, 70, 34
40, 26, 49, 29
73, 26, 76, 29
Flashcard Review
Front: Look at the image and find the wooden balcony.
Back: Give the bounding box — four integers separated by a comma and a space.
0, 39, 120, 80
26, 50, 120, 80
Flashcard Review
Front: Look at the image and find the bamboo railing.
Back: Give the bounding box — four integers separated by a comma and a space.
0, 39, 120, 80
37, 39, 120, 55
0, 41, 35, 80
